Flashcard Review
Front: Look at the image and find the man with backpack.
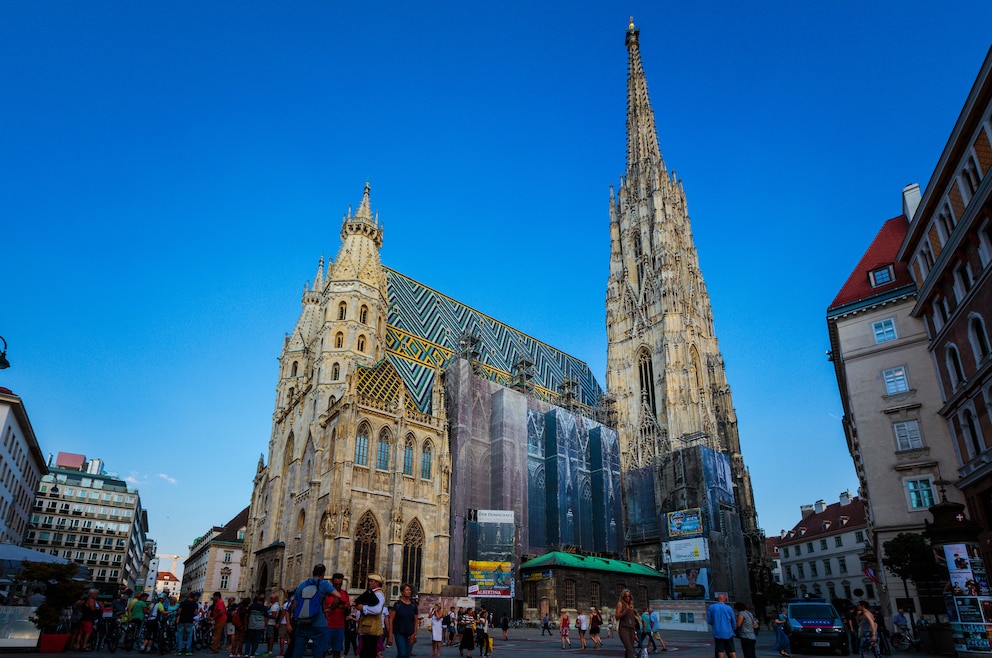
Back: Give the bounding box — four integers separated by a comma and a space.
290, 564, 337, 658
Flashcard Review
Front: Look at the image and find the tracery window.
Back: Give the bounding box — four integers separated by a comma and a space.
352, 512, 378, 589
377, 429, 391, 470
401, 521, 424, 591
421, 442, 433, 480
638, 349, 657, 415
403, 436, 414, 476
355, 425, 370, 466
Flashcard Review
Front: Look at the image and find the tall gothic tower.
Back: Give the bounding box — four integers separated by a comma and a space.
606, 19, 763, 598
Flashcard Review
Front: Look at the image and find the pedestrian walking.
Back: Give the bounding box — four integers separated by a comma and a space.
705, 594, 737, 658
616, 590, 638, 658
733, 602, 757, 658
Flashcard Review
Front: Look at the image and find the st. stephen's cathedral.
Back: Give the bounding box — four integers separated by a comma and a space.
239, 20, 765, 606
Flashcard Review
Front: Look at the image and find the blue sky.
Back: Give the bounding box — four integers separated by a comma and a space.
2, 2, 991, 575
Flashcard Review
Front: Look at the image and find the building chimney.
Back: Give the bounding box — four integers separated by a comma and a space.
800, 504, 815, 519
902, 184, 922, 221
781, 529, 787, 539
839, 490, 852, 506
814, 499, 827, 514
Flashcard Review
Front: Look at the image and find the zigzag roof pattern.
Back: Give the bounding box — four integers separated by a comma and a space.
383, 267, 605, 413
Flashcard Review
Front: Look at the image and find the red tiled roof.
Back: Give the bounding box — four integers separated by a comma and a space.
828, 216, 913, 311
157, 572, 179, 582
765, 536, 782, 556
779, 497, 867, 545
0, 387, 13, 395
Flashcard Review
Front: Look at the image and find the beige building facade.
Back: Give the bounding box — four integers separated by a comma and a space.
827, 199, 965, 615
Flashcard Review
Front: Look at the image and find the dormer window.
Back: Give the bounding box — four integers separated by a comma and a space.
822, 521, 832, 530
799, 527, 807, 536
869, 265, 894, 287
840, 515, 850, 526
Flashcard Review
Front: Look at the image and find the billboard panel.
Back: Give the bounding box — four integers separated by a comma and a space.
468, 560, 514, 598
666, 538, 709, 563
667, 508, 703, 539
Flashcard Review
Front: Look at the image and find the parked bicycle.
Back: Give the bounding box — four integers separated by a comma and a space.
891, 631, 921, 652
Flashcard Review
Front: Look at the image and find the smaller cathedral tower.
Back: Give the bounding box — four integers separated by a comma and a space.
241, 183, 450, 598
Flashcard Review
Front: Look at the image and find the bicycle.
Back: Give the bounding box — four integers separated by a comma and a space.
891, 631, 921, 652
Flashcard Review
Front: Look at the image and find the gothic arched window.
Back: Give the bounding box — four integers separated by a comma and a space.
291, 361, 299, 377
335, 333, 344, 349
332, 362, 340, 380
360, 305, 369, 324
352, 512, 378, 589
421, 441, 433, 480
638, 349, 657, 416
358, 335, 367, 352
377, 428, 391, 470
338, 302, 347, 321
403, 435, 414, 476
355, 424, 370, 466
402, 520, 425, 591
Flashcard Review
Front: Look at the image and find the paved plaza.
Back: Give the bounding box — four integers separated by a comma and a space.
30, 626, 932, 658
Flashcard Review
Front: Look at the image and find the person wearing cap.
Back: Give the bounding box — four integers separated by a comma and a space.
291, 564, 337, 658
357, 574, 386, 658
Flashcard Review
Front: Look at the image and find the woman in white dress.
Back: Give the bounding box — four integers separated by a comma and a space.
430, 605, 445, 657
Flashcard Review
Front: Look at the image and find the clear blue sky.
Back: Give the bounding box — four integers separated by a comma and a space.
3, 1, 990, 574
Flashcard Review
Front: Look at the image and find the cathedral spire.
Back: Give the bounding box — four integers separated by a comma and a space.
625, 17, 665, 178
356, 180, 372, 220
313, 254, 325, 291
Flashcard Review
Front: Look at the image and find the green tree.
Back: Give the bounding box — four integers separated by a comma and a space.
20, 561, 85, 633
882, 533, 940, 619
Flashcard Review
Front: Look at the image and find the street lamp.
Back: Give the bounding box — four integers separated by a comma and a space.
0, 336, 8, 369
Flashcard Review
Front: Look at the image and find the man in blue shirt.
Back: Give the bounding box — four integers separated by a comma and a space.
290, 564, 337, 658
706, 594, 738, 658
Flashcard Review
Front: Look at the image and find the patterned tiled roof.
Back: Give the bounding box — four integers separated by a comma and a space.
828, 216, 913, 311
385, 268, 605, 413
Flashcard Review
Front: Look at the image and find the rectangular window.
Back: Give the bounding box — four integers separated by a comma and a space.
797, 564, 805, 578
590, 582, 601, 609
838, 557, 847, 573
819, 539, 828, 550
795, 545, 801, 556
824, 560, 833, 575
224, 552, 232, 563
220, 574, 229, 589
870, 266, 894, 287
783, 546, 789, 558
855, 531, 865, 543
907, 478, 935, 509
810, 561, 818, 577
806, 542, 814, 553
835, 536, 843, 547
883, 366, 910, 394
873, 318, 897, 343
894, 420, 924, 451
786, 565, 793, 580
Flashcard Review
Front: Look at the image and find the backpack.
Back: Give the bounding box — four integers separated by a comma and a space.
248, 609, 266, 630
293, 579, 323, 627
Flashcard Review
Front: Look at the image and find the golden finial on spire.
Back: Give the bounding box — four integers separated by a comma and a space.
629, 16, 635, 30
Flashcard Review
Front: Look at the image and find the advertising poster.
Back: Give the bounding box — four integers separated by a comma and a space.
941, 542, 992, 653
666, 538, 710, 563
667, 508, 703, 539
670, 567, 708, 600
468, 560, 514, 598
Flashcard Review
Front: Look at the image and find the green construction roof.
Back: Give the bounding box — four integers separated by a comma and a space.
519, 552, 665, 578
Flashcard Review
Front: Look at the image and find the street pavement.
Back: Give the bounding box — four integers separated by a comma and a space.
29, 626, 932, 658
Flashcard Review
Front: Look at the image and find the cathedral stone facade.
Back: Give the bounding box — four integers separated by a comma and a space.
239, 20, 764, 604
240, 184, 619, 600
604, 20, 763, 601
